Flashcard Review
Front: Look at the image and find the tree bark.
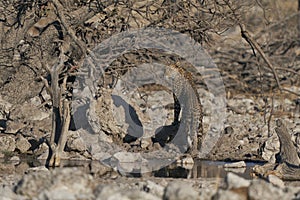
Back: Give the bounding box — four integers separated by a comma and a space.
273, 119, 300, 180
275, 119, 300, 165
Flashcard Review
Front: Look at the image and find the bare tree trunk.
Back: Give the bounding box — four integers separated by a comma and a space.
44, 54, 71, 167
50, 62, 62, 146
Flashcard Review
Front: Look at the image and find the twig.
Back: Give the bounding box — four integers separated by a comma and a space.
254, 12, 300, 39
52, 0, 87, 56
281, 87, 300, 97
40, 76, 53, 98
224, 0, 282, 91
275, 67, 300, 77
239, 24, 282, 91
267, 95, 274, 137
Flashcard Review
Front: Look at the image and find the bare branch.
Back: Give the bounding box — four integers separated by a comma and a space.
52, 0, 87, 57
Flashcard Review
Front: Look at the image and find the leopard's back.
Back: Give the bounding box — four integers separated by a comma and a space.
166, 63, 203, 154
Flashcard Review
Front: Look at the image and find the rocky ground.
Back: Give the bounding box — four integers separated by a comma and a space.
1, 160, 300, 200
1, 48, 300, 200
1, 42, 300, 199
1, 1, 300, 199
1, 85, 300, 199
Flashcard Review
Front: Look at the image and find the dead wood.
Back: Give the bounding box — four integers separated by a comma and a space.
252, 119, 300, 180
273, 119, 300, 180
275, 119, 300, 166
42, 52, 70, 167
275, 162, 300, 181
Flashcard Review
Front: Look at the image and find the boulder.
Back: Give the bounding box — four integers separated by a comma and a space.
0, 135, 15, 152
15, 134, 31, 153
163, 181, 200, 200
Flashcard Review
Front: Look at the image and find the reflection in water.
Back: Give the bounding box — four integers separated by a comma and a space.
0, 158, 263, 180
138, 160, 264, 179
190, 160, 263, 179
